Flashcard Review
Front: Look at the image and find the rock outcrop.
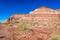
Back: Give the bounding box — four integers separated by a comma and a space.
1, 6, 60, 40
4, 6, 60, 23
0, 24, 13, 40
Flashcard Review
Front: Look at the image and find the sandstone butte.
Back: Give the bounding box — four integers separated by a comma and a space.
0, 6, 60, 40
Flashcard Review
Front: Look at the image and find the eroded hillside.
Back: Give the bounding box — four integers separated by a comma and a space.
1, 6, 60, 40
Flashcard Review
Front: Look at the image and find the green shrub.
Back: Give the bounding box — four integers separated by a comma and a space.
20, 23, 27, 30
52, 37, 60, 40
19, 22, 38, 30
14, 30, 20, 33
30, 22, 38, 26
52, 35, 60, 40
10, 24, 13, 27
28, 29, 33, 32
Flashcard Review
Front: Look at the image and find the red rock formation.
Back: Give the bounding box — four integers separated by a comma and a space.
2, 6, 60, 40
4, 6, 60, 23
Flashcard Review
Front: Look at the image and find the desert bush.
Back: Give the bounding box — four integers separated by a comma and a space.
29, 22, 38, 26
20, 23, 28, 30
43, 21, 60, 27
52, 35, 60, 40
10, 24, 13, 27
19, 22, 37, 30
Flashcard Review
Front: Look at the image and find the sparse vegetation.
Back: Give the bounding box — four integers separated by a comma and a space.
19, 22, 38, 30
10, 24, 13, 27
14, 30, 21, 33
52, 35, 60, 40
1, 7, 60, 40
30, 22, 38, 26
43, 21, 60, 27
19, 23, 28, 30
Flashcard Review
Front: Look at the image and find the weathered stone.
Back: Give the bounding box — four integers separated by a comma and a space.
1, 6, 60, 40
0, 24, 13, 40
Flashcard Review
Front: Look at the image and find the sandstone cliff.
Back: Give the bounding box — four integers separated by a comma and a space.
1, 6, 60, 40
3, 6, 60, 23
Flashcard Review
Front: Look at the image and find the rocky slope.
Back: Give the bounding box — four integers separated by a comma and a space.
1, 6, 60, 40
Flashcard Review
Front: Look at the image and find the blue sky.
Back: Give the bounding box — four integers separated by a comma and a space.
0, 0, 60, 22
